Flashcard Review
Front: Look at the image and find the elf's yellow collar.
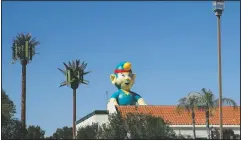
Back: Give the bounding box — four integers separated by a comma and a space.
121, 89, 130, 95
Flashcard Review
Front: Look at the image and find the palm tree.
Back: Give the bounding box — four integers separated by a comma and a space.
199, 88, 237, 139
12, 33, 40, 127
58, 60, 90, 139
176, 92, 201, 139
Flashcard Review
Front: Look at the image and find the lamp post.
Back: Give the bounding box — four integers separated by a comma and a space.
213, 0, 225, 139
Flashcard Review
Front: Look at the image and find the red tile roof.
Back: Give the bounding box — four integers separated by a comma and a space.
116, 105, 240, 125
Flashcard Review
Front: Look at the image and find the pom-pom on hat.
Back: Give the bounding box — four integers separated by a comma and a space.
114, 61, 132, 74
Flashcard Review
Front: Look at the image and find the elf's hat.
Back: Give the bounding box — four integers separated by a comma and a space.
114, 61, 132, 74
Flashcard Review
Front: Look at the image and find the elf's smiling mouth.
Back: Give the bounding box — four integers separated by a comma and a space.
125, 82, 130, 85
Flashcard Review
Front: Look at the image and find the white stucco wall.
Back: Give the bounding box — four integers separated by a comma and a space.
171, 125, 240, 138
173, 127, 212, 138
95, 114, 109, 125
76, 114, 109, 131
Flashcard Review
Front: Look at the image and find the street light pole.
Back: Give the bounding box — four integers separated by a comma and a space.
213, 0, 224, 139
217, 13, 223, 140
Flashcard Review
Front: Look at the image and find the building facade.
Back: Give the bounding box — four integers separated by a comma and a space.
76, 103, 240, 139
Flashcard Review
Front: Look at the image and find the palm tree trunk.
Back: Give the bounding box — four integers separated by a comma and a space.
21, 60, 27, 127
73, 89, 76, 139
206, 110, 210, 139
191, 110, 196, 139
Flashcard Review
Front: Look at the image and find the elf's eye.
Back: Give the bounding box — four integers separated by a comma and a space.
122, 74, 125, 77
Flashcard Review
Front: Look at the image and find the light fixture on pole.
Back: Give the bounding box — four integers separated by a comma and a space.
213, 0, 225, 16
212, 0, 224, 139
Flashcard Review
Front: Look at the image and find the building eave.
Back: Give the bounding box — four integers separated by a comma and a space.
76, 110, 109, 125
170, 125, 240, 128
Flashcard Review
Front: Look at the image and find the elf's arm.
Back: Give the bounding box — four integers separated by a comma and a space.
109, 92, 119, 105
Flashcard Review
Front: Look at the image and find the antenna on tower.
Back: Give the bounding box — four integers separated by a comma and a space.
106, 91, 109, 110
106, 91, 109, 104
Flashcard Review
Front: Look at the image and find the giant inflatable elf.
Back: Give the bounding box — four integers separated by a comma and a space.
109, 61, 146, 105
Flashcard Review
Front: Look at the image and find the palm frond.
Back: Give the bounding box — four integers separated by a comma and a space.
177, 92, 202, 115
11, 61, 16, 64
63, 62, 70, 70
20, 33, 25, 40
221, 98, 237, 107
68, 61, 72, 68
178, 97, 187, 105
213, 99, 219, 108
58, 68, 66, 75
72, 60, 76, 70
29, 37, 40, 46
83, 71, 91, 75
188, 92, 201, 98
81, 80, 89, 85
201, 88, 207, 95
80, 61, 87, 70
25, 33, 31, 41
76, 60, 80, 68
59, 81, 69, 87
199, 88, 217, 112
213, 98, 238, 108
176, 98, 189, 113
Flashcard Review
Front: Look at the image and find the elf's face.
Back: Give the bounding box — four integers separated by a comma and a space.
110, 71, 136, 91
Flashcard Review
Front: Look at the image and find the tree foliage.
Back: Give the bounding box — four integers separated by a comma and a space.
27, 125, 45, 139
198, 88, 238, 139
98, 113, 127, 139
176, 92, 202, 139
2, 89, 16, 120
50, 126, 73, 139
1, 118, 28, 139
199, 88, 237, 112
76, 123, 99, 139
1, 90, 27, 139
176, 92, 202, 113
124, 113, 176, 139
76, 113, 178, 139
1, 89, 45, 140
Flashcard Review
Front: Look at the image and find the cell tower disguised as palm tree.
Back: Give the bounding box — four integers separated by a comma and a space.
58, 60, 90, 139
12, 33, 40, 127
